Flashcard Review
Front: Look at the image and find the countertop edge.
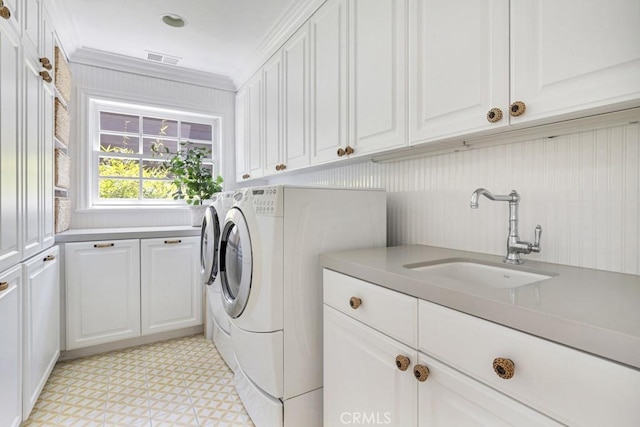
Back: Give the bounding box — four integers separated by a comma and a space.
319, 249, 640, 370
55, 226, 201, 243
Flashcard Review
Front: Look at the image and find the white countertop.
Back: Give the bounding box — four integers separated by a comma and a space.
320, 245, 640, 369
55, 226, 201, 243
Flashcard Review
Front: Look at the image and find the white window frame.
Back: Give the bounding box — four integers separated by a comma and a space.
88, 98, 221, 207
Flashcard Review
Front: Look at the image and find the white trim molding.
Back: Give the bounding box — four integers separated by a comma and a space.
71, 48, 236, 91
234, 0, 328, 89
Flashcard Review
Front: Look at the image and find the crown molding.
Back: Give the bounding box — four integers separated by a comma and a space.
233, 0, 327, 88
71, 48, 236, 92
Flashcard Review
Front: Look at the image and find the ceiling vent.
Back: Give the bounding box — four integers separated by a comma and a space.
145, 51, 181, 66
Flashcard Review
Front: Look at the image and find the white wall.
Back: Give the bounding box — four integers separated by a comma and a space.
68, 63, 236, 229
267, 120, 640, 275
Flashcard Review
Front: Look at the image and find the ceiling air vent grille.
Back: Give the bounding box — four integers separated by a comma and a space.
145, 51, 181, 66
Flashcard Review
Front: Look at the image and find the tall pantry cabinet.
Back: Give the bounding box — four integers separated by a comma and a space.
1, 0, 64, 425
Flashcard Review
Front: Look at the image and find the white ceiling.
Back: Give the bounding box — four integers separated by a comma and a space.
53, 0, 316, 88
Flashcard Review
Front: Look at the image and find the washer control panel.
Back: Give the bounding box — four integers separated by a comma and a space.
252, 186, 284, 216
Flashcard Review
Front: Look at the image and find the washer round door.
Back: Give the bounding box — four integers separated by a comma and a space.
200, 205, 221, 285
220, 207, 253, 319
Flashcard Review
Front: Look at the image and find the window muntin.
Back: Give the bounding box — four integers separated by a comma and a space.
91, 100, 219, 206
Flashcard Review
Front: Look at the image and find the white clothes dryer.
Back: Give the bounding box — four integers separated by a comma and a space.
219, 186, 386, 427
200, 191, 236, 372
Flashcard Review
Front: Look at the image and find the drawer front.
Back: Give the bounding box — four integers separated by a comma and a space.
324, 269, 417, 347
419, 300, 640, 426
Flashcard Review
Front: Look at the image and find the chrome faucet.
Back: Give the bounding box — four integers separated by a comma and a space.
470, 188, 542, 264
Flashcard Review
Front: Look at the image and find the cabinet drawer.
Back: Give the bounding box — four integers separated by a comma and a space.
324, 269, 417, 347
419, 300, 640, 427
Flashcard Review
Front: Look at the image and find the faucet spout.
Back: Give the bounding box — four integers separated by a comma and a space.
470, 188, 516, 208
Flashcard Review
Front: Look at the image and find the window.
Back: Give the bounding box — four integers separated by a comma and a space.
91, 99, 220, 206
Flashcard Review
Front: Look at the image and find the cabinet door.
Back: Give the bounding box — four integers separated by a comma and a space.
22, 0, 39, 54
409, 0, 509, 144
0, 266, 22, 427
247, 72, 264, 178
324, 306, 417, 427
0, 23, 22, 273
140, 236, 201, 335
283, 24, 310, 170
417, 353, 560, 427
235, 87, 249, 182
22, 246, 60, 420
349, 0, 407, 155
42, 74, 55, 249
309, 0, 348, 165
263, 52, 283, 174
23, 56, 42, 259
511, 0, 640, 123
65, 240, 141, 349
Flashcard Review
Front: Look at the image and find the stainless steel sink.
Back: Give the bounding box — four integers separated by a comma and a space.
403, 258, 554, 288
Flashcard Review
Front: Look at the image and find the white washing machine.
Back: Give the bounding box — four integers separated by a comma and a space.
200, 191, 237, 372
219, 185, 386, 426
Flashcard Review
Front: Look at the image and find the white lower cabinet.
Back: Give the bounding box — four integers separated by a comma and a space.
0, 265, 22, 427
65, 237, 201, 350
324, 306, 417, 427
323, 270, 640, 426
22, 246, 60, 420
141, 236, 201, 335
416, 353, 558, 426
65, 239, 141, 349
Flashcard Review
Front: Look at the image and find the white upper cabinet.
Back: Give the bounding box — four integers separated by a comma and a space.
410, 0, 640, 144
21, 6, 55, 260
263, 52, 283, 174
235, 73, 262, 182
22, 0, 39, 55
236, 0, 640, 180
0, 22, 22, 273
510, 0, 640, 123
349, 0, 407, 155
409, 0, 509, 143
247, 72, 264, 179
22, 55, 43, 260
235, 87, 249, 181
282, 24, 310, 170
309, 0, 348, 165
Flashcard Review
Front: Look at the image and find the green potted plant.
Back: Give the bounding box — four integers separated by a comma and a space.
153, 141, 223, 225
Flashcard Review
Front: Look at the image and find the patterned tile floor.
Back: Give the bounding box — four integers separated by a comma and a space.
22, 334, 254, 426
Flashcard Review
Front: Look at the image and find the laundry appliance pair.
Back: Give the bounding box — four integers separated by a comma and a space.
215, 185, 386, 426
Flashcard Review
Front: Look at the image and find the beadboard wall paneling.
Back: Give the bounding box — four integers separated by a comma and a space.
267, 122, 640, 275
68, 63, 237, 229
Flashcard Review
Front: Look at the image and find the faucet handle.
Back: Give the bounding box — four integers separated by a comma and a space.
531, 225, 542, 253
